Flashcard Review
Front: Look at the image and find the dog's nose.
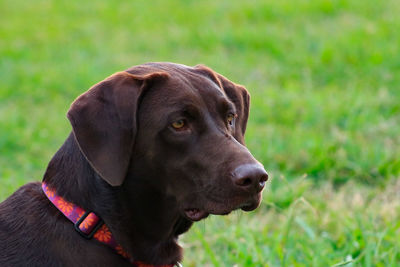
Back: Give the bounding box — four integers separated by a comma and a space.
232, 164, 268, 193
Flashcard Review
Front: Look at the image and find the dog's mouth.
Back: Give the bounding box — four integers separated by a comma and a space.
183, 195, 262, 222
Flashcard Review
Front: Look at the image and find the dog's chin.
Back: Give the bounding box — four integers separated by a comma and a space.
239, 201, 261, 211
183, 209, 210, 221
183, 193, 263, 222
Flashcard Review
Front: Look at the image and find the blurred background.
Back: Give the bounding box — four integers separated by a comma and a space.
1, 0, 399, 265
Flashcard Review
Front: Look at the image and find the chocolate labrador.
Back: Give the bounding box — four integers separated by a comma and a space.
0, 62, 268, 266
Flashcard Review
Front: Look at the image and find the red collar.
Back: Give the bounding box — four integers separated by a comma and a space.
42, 182, 175, 267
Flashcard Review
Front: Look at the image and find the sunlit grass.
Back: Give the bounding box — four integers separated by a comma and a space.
183, 176, 400, 266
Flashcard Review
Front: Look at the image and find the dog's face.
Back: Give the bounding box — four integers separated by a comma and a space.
68, 63, 267, 223
132, 64, 267, 221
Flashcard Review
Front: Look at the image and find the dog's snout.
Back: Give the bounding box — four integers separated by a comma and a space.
232, 164, 268, 193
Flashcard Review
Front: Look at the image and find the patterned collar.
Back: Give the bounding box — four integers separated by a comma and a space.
42, 182, 176, 267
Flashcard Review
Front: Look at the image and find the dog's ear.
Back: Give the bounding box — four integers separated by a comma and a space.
194, 65, 250, 144
67, 71, 169, 186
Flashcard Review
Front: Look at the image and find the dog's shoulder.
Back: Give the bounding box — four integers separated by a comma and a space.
0, 182, 131, 267
0, 182, 46, 225
0, 183, 53, 265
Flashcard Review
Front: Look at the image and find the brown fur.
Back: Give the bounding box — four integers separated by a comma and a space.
0, 62, 267, 266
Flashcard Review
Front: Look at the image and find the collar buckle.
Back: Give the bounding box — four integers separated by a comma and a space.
74, 211, 104, 239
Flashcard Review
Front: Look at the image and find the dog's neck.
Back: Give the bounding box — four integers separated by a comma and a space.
42, 133, 191, 264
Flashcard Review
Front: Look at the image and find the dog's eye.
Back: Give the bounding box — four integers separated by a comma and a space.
171, 119, 186, 130
227, 113, 236, 126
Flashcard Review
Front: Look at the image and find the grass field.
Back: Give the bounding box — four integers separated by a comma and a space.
1, 0, 399, 266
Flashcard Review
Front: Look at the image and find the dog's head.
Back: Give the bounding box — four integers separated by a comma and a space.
67, 62, 268, 222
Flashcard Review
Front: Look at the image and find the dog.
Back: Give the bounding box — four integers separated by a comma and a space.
0, 62, 268, 266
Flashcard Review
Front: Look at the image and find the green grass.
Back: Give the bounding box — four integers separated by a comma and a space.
1, 0, 399, 265
183, 177, 400, 266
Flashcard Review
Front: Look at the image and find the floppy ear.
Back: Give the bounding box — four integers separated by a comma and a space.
67, 71, 168, 186
194, 65, 250, 144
